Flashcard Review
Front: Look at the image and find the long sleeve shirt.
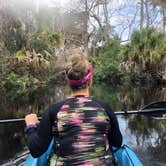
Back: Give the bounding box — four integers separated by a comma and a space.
25, 96, 122, 165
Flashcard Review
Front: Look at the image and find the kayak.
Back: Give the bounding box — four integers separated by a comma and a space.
23, 139, 54, 166
23, 139, 143, 166
112, 141, 143, 166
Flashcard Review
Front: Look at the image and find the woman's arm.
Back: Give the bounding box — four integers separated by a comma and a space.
25, 111, 53, 158
106, 108, 122, 147
25, 100, 66, 158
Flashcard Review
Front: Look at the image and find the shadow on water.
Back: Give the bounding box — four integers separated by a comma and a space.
0, 122, 25, 164
0, 83, 166, 165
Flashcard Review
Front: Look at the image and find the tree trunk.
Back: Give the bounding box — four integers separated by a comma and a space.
162, 7, 166, 33
145, 0, 150, 28
103, 0, 109, 42
83, 0, 89, 56
140, 0, 144, 30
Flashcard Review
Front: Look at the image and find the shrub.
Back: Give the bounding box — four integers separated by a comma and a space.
90, 39, 121, 83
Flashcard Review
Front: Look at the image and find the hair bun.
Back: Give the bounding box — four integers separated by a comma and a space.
67, 51, 89, 81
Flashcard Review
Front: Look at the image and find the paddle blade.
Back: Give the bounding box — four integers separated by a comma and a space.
142, 101, 166, 119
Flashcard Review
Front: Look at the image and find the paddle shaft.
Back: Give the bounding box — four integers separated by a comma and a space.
0, 117, 42, 124
0, 108, 165, 124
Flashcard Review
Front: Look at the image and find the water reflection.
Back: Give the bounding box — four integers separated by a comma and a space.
0, 84, 165, 165
91, 84, 166, 111
127, 115, 166, 163
0, 123, 25, 164
118, 116, 166, 165
0, 86, 69, 120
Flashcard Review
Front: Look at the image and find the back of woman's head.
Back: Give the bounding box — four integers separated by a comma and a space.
66, 50, 93, 90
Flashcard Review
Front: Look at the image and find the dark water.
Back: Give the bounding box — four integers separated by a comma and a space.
0, 84, 166, 165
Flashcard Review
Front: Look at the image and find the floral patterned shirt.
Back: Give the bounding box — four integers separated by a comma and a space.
25, 96, 122, 166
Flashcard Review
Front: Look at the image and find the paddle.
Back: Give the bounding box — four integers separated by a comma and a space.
116, 101, 166, 116
142, 101, 166, 119
0, 101, 165, 124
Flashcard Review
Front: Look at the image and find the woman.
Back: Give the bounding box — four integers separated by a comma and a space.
25, 51, 122, 166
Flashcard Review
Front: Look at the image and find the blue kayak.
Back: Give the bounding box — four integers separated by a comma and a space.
112, 141, 143, 166
24, 139, 143, 166
23, 139, 54, 166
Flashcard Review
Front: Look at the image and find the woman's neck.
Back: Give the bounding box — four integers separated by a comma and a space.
70, 88, 89, 97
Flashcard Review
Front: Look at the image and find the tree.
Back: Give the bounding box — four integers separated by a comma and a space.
140, 0, 144, 30
61, 0, 112, 55
90, 39, 121, 82
145, 0, 150, 27
150, 0, 166, 32
121, 28, 166, 81
1, 14, 27, 54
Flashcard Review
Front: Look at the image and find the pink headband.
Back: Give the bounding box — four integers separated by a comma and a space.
66, 64, 93, 85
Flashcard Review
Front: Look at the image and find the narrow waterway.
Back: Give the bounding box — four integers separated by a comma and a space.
0, 84, 166, 165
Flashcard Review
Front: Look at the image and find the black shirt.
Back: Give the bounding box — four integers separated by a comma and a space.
25, 96, 122, 165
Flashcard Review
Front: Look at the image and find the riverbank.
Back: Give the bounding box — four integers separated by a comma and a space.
1, 65, 166, 103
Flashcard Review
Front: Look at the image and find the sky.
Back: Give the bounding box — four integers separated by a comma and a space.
32, 0, 137, 41
34, 0, 70, 7
10, 0, 162, 42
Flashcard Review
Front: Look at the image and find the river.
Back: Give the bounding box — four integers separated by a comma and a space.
0, 84, 166, 165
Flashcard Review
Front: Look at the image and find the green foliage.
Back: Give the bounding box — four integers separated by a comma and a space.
5, 39, 62, 95
15, 50, 27, 63
27, 33, 50, 54
121, 27, 166, 75
90, 39, 121, 83
13, 50, 46, 73
1, 16, 27, 54
46, 32, 63, 47
27, 32, 63, 56
4, 72, 34, 98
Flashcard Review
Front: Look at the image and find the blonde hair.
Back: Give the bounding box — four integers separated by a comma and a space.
66, 50, 90, 90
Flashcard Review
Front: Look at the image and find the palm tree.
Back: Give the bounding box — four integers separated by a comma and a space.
121, 28, 166, 78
